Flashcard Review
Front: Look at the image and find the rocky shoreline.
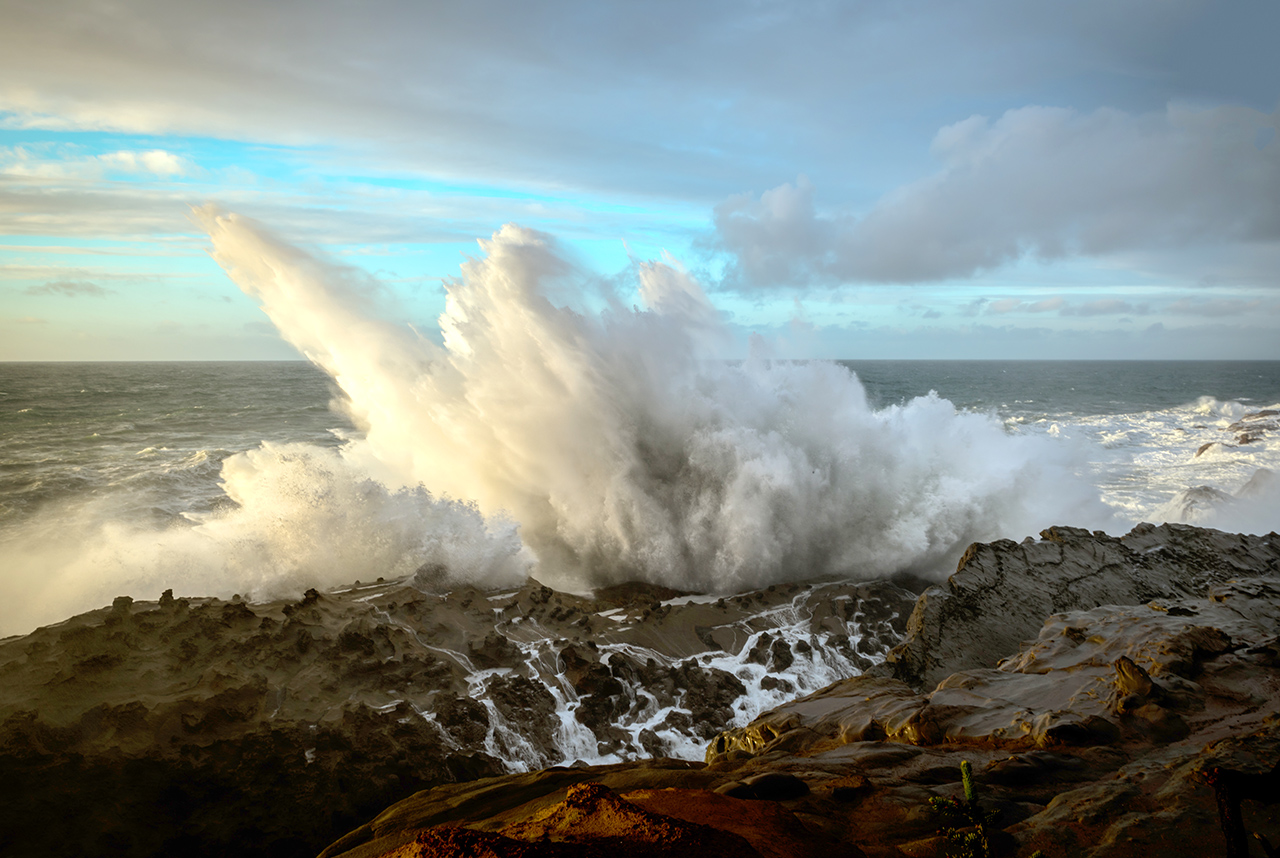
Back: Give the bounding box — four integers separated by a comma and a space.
3, 522, 1278, 857
0, 555, 911, 856
321, 523, 1280, 858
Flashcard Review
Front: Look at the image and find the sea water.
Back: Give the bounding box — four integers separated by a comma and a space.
2, 357, 1276, 639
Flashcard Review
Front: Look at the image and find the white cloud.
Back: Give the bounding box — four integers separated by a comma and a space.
713, 104, 1280, 288
1166, 297, 1280, 316
1060, 299, 1149, 317
0, 146, 196, 179
24, 279, 113, 297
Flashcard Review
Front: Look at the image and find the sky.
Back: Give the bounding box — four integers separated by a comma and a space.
1, 0, 1278, 360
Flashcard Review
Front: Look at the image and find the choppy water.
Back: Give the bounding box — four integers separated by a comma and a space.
0, 361, 349, 527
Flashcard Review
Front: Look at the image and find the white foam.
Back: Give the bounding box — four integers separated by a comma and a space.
1009, 396, 1280, 536
192, 208, 1109, 596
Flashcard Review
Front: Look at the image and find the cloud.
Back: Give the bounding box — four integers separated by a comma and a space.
713, 103, 1280, 288
985, 297, 1078, 315
1, 146, 196, 179
710, 176, 848, 290
1166, 297, 1280, 316
986, 298, 1022, 314
24, 279, 112, 297
1060, 299, 1149, 317
2, 0, 1277, 203
1027, 297, 1065, 313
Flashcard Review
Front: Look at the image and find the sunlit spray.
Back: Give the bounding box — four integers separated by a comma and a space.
197, 206, 1108, 593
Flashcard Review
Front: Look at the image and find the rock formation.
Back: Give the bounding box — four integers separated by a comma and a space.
0, 571, 912, 857
5, 522, 1279, 857
322, 523, 1280, 858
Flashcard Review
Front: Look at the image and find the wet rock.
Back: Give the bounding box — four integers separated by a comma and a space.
770, 637, 795, 671
487, 674, 559, 757
38, 526, 1280, 858
875, 523, 1280, 691
672, 661, 747, 738
745, 633, 774, 665
434, 695, 490, 746
468, 631, 522, 668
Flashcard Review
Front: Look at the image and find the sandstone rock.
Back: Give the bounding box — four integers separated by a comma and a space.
498, 781, 762, 855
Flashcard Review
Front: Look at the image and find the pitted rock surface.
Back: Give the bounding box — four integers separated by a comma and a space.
873, 522, 1280, 691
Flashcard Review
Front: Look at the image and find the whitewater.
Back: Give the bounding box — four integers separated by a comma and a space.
0, 209, 1277, 639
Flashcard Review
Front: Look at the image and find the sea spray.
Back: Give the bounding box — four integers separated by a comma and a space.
0, 214, 1123, 638
197, 207, 1109, 594
0, 442, 527, 636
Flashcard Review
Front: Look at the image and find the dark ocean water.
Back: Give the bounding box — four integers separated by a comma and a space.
845, 359, 1280, 415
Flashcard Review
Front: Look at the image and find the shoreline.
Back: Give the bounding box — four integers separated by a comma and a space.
2, 522, 1278, 856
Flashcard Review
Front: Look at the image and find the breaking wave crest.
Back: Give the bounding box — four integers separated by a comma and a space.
0, 210, 1113, 637
194, 208, 1106, 593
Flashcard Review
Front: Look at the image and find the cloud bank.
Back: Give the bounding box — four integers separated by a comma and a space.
714, 104, 1279, 288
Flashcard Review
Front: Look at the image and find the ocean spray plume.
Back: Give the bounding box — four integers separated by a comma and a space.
0, 442, 527, 636
197, 207, 1109, 592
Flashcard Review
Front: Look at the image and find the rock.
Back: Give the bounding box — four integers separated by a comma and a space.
695, 527, 1280, 857
625, 787, 865, 858
486, 675, 559, 759
713, 772, 810, 801
874, 523, 1280, 691
13, 523, 1280, 858
469, 631, 522, 669
435, 696, 491, 746
1111, 655, 1158, 707
499, 781, 763, 856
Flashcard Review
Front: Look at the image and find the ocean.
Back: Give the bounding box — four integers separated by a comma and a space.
2, 358, 1277, 640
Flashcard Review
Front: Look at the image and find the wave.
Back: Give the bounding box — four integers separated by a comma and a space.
193, 208, 1110, 591
0, 210, 1116, 637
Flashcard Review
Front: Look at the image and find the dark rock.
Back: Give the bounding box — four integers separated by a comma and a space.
469, 631, 522, 668
435, 695, 490, 745
770, 637, 795, 671
745, 633, 773, 665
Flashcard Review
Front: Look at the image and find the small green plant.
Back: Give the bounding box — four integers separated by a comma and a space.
928, 759, 1000, 858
